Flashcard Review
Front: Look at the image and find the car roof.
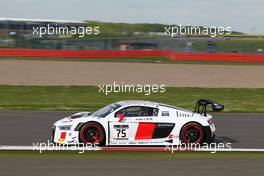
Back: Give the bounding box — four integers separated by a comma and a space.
116, 100, 159, 107
116, 100, 192, 112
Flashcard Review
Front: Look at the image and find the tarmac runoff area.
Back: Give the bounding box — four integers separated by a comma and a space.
0, 60, 264, 88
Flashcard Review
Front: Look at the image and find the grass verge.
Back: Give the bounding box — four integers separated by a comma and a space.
192, 39, 264, 53
0, 85, 263, 112
1, 151, 264, 158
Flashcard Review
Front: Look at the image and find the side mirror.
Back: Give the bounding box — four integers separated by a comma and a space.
116, 114, 125, 122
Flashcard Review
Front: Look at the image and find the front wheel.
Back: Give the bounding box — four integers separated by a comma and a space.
79, 122, 105, 145
180, 123, 204, 144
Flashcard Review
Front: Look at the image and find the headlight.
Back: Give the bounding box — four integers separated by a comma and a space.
58, 125, 72, 130
62, 118, 73, 123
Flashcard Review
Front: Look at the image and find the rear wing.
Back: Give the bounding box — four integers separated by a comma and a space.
194, 99, 224, 116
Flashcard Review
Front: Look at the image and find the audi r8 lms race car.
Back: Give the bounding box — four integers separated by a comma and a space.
52, 99, 224, 146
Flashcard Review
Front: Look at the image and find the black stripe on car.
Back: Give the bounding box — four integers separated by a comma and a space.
152, 123, 175, 139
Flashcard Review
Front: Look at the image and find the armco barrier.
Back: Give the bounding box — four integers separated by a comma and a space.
0, 49, 165, 58
168, 51, 264, 62
0, 48, 264, 62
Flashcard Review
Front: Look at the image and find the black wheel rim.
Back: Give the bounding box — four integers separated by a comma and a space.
84, 127, 100, 143
184, 126, 202, 143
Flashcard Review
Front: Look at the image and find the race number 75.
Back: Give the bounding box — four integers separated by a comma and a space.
116, 129, 126, 138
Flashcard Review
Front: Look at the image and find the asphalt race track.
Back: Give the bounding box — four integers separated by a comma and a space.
0, 111, 263, 148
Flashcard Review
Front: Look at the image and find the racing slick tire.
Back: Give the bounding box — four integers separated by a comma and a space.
79, 122, 105, 146
180, 122, 204, 144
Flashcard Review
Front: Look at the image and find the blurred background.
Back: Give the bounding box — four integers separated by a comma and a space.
0, 18, 263, 54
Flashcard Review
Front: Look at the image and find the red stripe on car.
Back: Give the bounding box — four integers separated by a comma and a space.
135, 123, 156, 140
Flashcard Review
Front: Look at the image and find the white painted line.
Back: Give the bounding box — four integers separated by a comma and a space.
0, 146, 35, 150
0, 145, 101, 151
1, 145, 264, 152
194, 148, 264, 152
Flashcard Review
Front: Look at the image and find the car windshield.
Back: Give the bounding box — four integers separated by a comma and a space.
91, 103, 121, 118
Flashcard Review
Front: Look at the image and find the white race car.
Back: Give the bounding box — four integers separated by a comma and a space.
52, 99, 224, 146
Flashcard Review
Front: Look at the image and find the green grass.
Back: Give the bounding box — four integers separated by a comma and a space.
73, 21, 168, 38
193, 39, 264, 53
79, 21, 243, 38
0, 85, 263, 112
1, 151, 264, 158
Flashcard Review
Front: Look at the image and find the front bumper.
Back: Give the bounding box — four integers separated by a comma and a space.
51, 125, 79, 144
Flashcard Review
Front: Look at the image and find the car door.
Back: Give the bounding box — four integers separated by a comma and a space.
108, 105, 163, 145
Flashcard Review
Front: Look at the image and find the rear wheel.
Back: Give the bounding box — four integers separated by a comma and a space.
180, 123, 204, 144
80, 122, 105, 145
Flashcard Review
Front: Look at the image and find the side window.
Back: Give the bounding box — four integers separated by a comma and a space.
115, 106, 158, 117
